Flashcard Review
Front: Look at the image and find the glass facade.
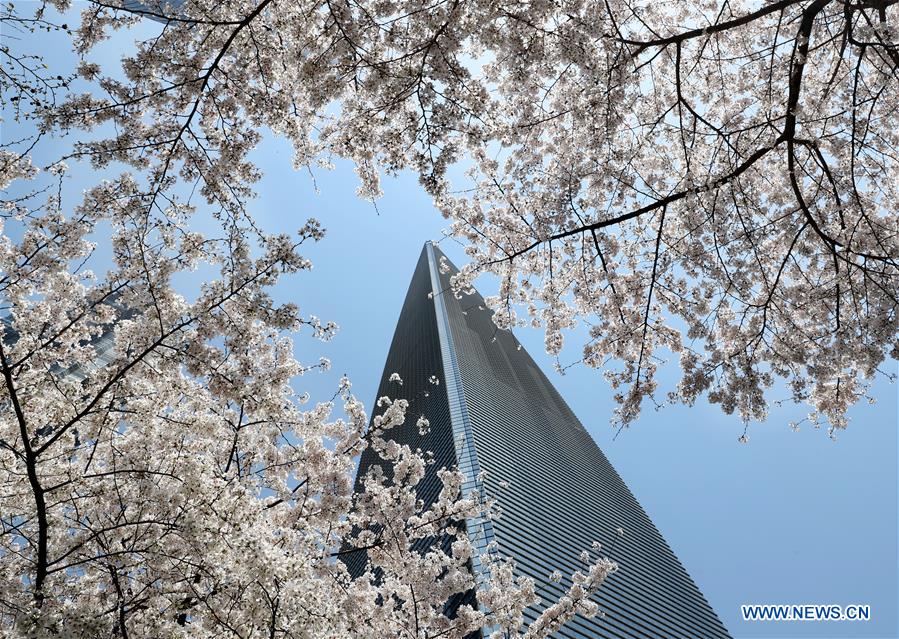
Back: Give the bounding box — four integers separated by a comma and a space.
347, 243, 731, 638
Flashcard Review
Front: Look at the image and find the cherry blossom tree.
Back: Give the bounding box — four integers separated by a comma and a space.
1, 0, 897, 630
444, 0, 899, 435
2, 0, 897, 625
0, 88, 616, 639
7, 0, 889, 437
1, 2, 619, 636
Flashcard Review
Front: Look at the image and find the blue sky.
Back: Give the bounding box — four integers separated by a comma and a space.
3, 7, 897, 637
249, 139, 898, 639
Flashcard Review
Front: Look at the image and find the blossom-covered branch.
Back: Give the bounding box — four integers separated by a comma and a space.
24, 0, 893, 434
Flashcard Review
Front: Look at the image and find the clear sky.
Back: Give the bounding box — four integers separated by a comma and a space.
248, 139, 898, 639
3, 7, 897, 638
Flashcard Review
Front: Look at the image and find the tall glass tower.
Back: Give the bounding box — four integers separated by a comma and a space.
347, 243, 730, 638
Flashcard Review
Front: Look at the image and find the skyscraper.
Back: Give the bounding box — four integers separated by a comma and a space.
347, 243, 730, 638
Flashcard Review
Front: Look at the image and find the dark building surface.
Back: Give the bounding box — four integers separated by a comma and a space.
347, 243, 731, 638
